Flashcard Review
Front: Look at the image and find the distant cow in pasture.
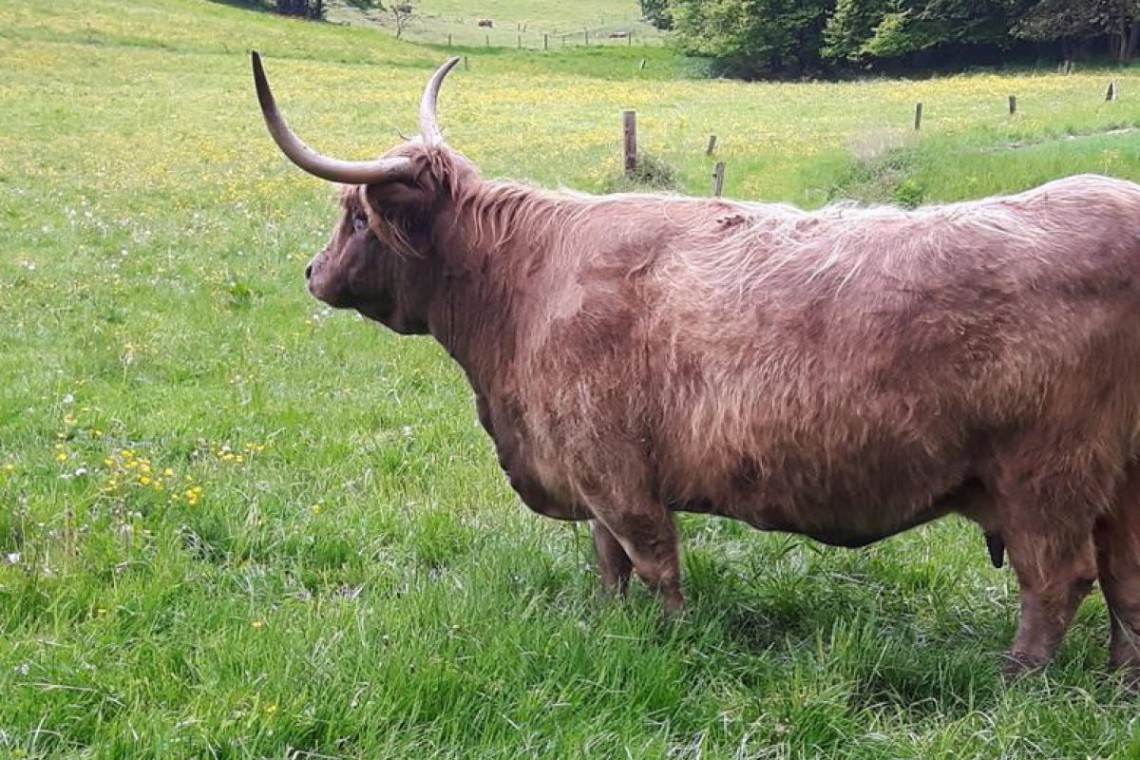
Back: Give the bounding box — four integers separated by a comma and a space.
477, 18, 493, 28
252, 53, 1140, 678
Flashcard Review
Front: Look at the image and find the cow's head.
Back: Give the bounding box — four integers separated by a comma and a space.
252, 53, 468, 334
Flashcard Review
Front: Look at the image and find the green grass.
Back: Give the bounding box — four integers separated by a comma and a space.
325, 0, 662, 49
4, 0, 1140, 757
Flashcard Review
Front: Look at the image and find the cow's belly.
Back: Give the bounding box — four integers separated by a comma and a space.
666, 440, 978, 547
506, 462, 593, 521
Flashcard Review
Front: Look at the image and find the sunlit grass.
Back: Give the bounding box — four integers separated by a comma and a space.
325, 0, 664, 48
3, 0, 1140, 757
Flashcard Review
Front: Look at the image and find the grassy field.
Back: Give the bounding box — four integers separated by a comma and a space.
325, 0, 662, 49
4, 0, 1140, 757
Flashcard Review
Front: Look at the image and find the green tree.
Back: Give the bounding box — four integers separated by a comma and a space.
669, 0, 836, 77
639, 0, 673, 30
821, 0, 893, 61
274, 0, 325, 19
1016, 0, 1140, 61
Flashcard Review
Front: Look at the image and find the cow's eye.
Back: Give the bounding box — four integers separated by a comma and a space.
353, 215, 368, 233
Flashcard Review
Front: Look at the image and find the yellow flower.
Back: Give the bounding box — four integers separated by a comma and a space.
56, 453, 67, 462
264, 703, 278, 715
311, 504, 323, 515
251, 620, 265, 629
138, 476, 151, 485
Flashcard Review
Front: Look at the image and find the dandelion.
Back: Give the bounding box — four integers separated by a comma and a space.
264, 703, 278, 715
251, 620, 265, 629
312, 504, 323, 515
138, 476, 151, 486
56, 453, 67, 462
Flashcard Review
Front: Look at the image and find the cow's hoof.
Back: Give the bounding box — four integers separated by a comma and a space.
1000, 652, 1046, 682
1106, 662, 1140, 692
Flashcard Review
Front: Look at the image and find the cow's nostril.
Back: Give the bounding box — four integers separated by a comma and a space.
304, 264, 313, 280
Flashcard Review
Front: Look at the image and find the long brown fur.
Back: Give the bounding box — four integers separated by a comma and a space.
283, 88, 1140, 678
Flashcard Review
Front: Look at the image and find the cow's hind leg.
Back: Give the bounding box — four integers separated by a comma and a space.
1003, 528, 1098, 675
592, 520, 633, 595
1095, 464, 1140, 675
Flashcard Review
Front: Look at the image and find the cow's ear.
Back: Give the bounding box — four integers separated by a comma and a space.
362, 176, 434, 210
360, 151, 443, 215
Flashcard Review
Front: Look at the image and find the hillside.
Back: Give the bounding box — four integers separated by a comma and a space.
325, 0, 661, 47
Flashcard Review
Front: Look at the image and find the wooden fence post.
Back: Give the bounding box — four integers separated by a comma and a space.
712, 162, 726, 197
705, 135, 717, 156
623, 110, 637, 177
1107, 80, 1118, 101
1008, 95, 1017, 115
447, 33, 452, 48
585, 29, 589, 46
914, 101, 923, 131
544, 33, 548, 50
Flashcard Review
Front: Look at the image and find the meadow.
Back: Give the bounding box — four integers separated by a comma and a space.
324, 0, 662, 48
3, 0, 1140, 757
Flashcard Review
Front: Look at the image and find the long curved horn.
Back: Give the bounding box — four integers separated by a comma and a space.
419, 57, 461, 144
252, 52, 414, 185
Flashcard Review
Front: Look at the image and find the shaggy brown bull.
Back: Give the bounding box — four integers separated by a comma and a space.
252, 53, 1140, 677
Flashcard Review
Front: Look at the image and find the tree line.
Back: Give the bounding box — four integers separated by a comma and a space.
640, 0, 1140, 78
245, 0, 377, 21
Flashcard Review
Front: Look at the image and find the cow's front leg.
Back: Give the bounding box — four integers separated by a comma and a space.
592, 520, 633, 595
590, 498, 682, 612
